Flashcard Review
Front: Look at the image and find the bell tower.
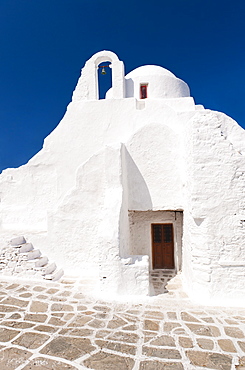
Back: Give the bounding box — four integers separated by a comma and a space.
72, 50, 125, 101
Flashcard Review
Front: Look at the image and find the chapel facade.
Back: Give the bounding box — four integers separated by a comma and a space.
0, 51, 245, 306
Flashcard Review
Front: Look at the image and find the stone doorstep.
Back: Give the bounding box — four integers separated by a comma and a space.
150, 270, 180, 296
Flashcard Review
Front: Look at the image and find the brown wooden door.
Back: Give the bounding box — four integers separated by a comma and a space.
152, 224, 174, 269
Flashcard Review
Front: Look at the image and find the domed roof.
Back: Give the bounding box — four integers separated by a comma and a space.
125, 65, 176, 79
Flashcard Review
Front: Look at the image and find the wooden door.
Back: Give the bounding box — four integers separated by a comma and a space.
152, 224, 174, 269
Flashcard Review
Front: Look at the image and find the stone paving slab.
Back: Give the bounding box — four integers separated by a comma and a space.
0, 274, 244, 369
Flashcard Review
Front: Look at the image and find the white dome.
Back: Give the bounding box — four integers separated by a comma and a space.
105, 63, 190, 100
126, 65, 176, 79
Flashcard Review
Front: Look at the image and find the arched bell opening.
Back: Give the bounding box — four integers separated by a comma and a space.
72, 51, 125, 101
97, 62, 112, 99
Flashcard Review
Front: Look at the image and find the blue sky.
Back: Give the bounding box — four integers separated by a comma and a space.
0, 0, 244, 172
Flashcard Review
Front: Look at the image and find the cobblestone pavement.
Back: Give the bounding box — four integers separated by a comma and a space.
0, 272, 245, 370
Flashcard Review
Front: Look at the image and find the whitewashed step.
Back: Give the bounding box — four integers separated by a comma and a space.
44, 268, 64, 281
27, 249, 41, 260
19, 243, 34, 253
35, 256, 49, 267
43, 262, 56, 275
10, 236, 26, 246
52, 269, 64, 281
6, 236, 64, 282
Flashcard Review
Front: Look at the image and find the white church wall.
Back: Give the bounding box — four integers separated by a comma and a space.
119, 145, 131, 257
0, 96, 196, 254
125, 123, 184, 211
182, 110, 245, 306
120, 122, 185, 272
118, 256, 149, 296
219, 113, 245, 155
182, 212, 211, 303
47, 144, 123, 278
46, 143, 150, 295
0, 162, 58, 250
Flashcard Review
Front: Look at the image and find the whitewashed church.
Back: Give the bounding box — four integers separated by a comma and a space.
0, 51, 245, 306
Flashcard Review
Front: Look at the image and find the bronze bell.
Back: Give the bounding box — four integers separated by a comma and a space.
101, 67, 106, 75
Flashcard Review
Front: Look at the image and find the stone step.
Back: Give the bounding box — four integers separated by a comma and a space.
51, 268, 64, 281
5, 236, 64, 282
44, 268, 64, 281
27, 249, 41, 260
19, 243, 34, 253
43, 262, 57, 275
35, 256, 49, 268
10, 236, 26, 246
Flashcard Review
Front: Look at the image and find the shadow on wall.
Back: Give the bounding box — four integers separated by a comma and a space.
119, 145, 152, 258
125, 78, 134, 98
124, 146, 153, 210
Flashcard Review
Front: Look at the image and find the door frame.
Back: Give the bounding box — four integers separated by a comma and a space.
128, 210, 182, 272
